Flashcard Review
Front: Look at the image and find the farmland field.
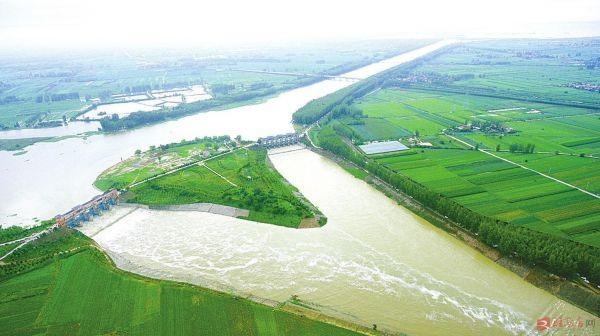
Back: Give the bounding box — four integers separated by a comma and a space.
94, 136, 234, 191
373, 148, 600, 246
344, 85, 599, 167
334, 71, 599, 247
0, 241, 359, 336
405, 39, 600, 109
346, 88, 600, 246
0, 39, 428, 130
495, 152, 600, 194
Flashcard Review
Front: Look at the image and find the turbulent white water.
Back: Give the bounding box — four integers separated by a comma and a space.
82, 148, 595, 336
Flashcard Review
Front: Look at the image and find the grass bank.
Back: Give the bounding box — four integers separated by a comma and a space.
95, 138, 318, 228
0, 228, 366, 335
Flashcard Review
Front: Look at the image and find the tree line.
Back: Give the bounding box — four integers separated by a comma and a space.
292, 46, 451, 125
509, 143, 536, 153
35, 92, 80, 103
317, 124, 600, 286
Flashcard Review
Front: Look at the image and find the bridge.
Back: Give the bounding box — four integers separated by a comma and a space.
55, 189, 120, 228
258, 133, 301, 148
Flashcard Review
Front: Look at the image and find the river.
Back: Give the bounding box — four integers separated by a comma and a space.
81, 147, 595, 335
0, 40, 452, 227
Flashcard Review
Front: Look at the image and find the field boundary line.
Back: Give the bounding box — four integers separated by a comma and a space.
0, 225, 58, 261
200, 163, 238, 187
127, 143, 254, 189
445, 133, 599, 199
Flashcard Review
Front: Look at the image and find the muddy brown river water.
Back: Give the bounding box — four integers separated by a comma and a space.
81, 147, 595, 336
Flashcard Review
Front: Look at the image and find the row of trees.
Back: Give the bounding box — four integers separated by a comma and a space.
293, 46, 451, 125
509, 143, 536, 153
0, 95, 19, 105
317, 124, 600, 285
122, 81, 193, 95
292, 78, 380, 124
35, 92, 80, 103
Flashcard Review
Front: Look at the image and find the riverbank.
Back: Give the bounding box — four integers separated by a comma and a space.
0, 227, 368, 336
104, 249, 390, 336
76, 207, 404, 335
82, 146, 596, 335
311, 146, 600, 316
266, 147, 328, 227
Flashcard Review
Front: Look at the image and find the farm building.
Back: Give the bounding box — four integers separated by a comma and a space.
359, 141, 409, 154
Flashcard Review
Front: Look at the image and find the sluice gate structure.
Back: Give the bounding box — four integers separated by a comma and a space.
55, 189, 120, 228
257, 133, 301, 148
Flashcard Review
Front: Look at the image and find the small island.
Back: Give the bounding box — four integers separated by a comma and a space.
95, 136, 325, 228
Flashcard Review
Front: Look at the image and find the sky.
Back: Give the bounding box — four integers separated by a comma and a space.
0, 0, 599, 50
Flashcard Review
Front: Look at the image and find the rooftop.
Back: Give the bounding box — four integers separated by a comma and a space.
359, 141, 409, 155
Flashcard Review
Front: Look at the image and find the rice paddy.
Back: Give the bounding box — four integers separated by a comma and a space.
374, 148, 600, 246
342, 83, 599, 247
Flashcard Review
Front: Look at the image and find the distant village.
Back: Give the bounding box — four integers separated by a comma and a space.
565, 82, 600, 93
396, 72, 475, 85
449, 121, 515, 135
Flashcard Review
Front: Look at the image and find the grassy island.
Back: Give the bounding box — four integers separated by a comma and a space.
95, 137, 319, 228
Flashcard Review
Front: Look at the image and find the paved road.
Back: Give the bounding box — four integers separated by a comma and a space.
0, 224, 58, 261
199, 162, 239, 187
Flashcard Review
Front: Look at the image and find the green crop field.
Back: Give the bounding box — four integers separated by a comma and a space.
0, 39, 429, 130
495, 152, 600, 194
0, 231, 359, 336
94, 137, 233, 191
339, 84, 599, 188
97, 140, 315, 228
408, 39, 600, 109
336, 69, 599, 247
374, 148, 600, 246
